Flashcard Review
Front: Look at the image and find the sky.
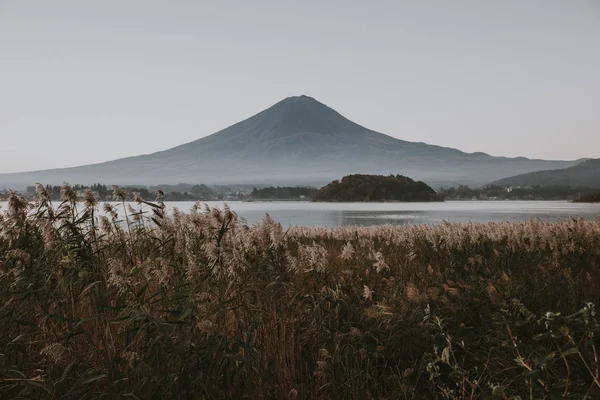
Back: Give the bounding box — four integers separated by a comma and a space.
1, 0, 599, 173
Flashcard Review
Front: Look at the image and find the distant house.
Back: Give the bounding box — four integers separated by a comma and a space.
507, 186, 534, 193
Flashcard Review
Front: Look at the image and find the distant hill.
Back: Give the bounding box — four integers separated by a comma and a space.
493, 159, 600, 189
314, 174, 442, 202
0, 95, 583, 190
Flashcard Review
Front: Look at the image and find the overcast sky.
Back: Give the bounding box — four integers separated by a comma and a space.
1, 1, 599, 173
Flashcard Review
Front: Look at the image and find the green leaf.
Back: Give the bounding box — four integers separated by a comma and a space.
533, 332, 550, 341
559, 326, 569, 336
543, 351, 557, 362
136, 284, 148, 299
548, 384, 565, 400
24, 380, 51, 394
8, 333, 28, 345
78, 281, 102, 299
561, 347, 579, 358
492, 385, 504, 396
81, 374, 107, 385
57, 362, 75, 384
521, 369, 541, 378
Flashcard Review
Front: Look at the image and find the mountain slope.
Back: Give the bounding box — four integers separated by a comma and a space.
0, 95, 584, 189
492, 159, 600, 188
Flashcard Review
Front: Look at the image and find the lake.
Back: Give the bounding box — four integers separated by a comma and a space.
1, 200, 598, 227
144, 200, 600, 227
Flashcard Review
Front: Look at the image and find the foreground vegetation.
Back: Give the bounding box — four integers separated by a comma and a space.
1, 185, 600, 399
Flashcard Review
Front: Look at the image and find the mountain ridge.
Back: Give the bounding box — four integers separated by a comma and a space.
0, 95, 585, 190
492, 158, 600, 189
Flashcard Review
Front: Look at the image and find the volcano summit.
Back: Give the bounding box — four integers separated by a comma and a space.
0, 95, 581, 189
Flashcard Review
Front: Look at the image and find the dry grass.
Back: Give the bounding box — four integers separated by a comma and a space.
1, 185, 600, 399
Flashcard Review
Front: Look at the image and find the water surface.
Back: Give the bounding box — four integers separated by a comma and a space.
1, 200, 598, 227
160, 200, 599, 227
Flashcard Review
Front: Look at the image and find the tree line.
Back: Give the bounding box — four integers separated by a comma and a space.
24, 184, 216, 202
247, 186, 318, 200
439, 185, 598, 201
314, 174, 442, 202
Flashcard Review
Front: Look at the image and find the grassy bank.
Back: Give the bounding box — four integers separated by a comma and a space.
1, 185, 600, 399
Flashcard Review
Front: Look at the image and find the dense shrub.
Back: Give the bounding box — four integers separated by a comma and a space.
575, 193, 600, 203
314, 174, 443, 202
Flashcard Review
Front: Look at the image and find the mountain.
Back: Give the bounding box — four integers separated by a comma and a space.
492, 158, 600, 189
0, 95, 584, 190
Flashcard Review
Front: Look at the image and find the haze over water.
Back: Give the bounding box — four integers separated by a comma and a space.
48, 201, 600, 228
3, 200, 599, 228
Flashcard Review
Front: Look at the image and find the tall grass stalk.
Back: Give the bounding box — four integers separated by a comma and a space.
1, 186, 600, 399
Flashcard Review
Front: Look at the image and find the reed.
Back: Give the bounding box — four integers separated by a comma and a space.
1, 185, 599, 399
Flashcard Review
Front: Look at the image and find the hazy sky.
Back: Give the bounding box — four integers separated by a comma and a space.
1, 1, 599, 173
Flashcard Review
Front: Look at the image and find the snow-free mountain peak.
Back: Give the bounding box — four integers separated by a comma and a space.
223, 94, 366, 137
0, 96, 583, 189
